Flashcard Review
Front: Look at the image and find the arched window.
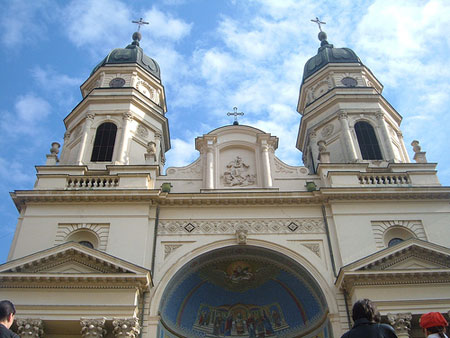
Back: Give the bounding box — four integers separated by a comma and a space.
91, 122, 117, 162
354, 121, 382, 160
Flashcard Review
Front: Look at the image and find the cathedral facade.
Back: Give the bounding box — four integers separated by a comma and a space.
1, 28, 449, 338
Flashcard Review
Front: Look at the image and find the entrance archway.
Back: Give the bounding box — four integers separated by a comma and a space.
158, 245, 332, 337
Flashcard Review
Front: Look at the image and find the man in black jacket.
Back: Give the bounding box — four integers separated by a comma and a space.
341, 299, 398, 338
0, 300, 19, 338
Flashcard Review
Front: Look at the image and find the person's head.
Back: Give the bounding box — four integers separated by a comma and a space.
0, 300, 16, 328
420, 312, 448, 338
352, 299, 381, 323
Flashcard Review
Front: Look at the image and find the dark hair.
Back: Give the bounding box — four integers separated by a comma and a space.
0, 300, 16, 322
352, 299, 381, 323
426, 326, 446, 338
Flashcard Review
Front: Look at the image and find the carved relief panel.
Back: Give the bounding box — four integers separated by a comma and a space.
219, 147, 257, 188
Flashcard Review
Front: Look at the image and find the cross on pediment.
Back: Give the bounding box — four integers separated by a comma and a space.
132, 17, 149, 32
311, 17, 326, 32
227, 107, 244, 125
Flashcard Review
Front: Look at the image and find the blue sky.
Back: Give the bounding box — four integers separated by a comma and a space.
0, 0, 449, 263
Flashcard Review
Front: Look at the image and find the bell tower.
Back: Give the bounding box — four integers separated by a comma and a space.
58, 27, 170, 173
296, 25, 410, 173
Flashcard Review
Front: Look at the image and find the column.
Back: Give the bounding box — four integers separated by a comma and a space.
16, 318, 44, 338
397, 131, 410, 163
376, 111, 395, 161
388, 313, 412, 338
205, 143, 214, 189
113, 317, 140, 338
80, 317, 107, 337
77, 112, 95, 165
118, 112, 133, 164
155, 132, 162, 165
309, 131, 319, 168
338, 111, 358, 162
261, 142, 273, 188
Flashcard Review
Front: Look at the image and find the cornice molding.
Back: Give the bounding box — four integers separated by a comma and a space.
10, 187, 450, 211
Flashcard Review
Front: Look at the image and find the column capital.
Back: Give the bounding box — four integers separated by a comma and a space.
338, 111, 348, 120
16, 318, 44, 338
122, 112, 133, 121
309, 130, 317, 139
376, 111, 385, 119
80, 317, 107, 337
113, 317, 140, 338
86, 112, 95, 120
388, 312, 412, 337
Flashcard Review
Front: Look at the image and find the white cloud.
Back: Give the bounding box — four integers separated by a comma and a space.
143, 7, 192, 41
1, 94, 51, 136
0, 157, 34, 185
63, 0, 131, 52
166, 138, 198, 168
0, 0, 53, 48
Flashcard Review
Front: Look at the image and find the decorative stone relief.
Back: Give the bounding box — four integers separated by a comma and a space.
164, 244, 182, 259
158, 218, 325, 235
223, 156, 256, 186
166, 158, 202, 177
16, 318, 44, 338
112, 317, 140, 338
55, 223, 110, 250
321, 124, 334, 138
136, 124, 149, 139
236, 229, 248, 244
387, 313, 412, 338
302, 243, 321, 257
80, 317, 107, 337
274, 158, 295, 174
371, 220, 426, 249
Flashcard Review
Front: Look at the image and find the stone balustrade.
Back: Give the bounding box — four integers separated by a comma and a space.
67, 176, 119, 189
358, 173, 410, 185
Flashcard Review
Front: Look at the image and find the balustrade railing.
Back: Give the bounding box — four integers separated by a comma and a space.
358, 173, 410, 185
66, 176, 119, 188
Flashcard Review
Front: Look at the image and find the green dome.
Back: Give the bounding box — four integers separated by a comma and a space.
303, 32, 361, 82
91, 33, 160, 80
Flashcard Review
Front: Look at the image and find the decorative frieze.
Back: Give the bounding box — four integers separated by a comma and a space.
16, 318, 44, 337
388, 313, 412, 338
113, 317, 140, 338
158, 218, 325, 235
80, 317, 107, 337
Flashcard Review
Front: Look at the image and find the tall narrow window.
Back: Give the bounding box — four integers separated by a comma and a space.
91, 122, 117, 162
355, 121, 382, 160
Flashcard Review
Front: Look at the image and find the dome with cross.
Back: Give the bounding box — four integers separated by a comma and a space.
302, 30, 361, 82
91, 31, 161, 80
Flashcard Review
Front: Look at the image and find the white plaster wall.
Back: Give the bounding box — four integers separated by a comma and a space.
331, 200, 450, 266
9, 203, 157, 269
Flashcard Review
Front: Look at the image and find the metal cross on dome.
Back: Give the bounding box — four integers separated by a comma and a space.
227, 107, 244, 125
132, 17, 149, 32
311, 17, 326, 32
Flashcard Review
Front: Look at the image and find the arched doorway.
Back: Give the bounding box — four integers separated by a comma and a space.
158, 246, 332, 337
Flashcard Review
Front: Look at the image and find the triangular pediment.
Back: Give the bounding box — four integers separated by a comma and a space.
344, 239, 450, 272
336, 239, 450, 289
0, 242, 150, 276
